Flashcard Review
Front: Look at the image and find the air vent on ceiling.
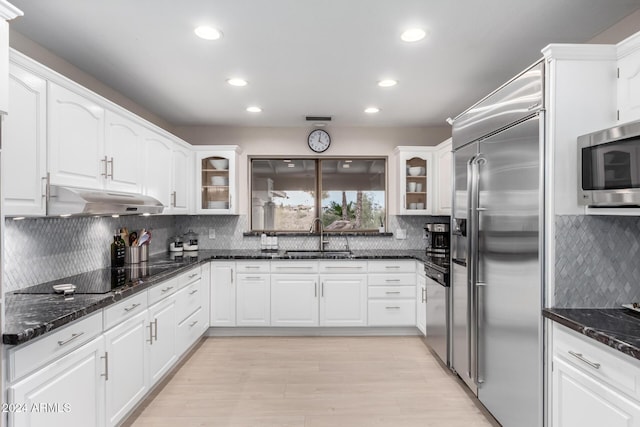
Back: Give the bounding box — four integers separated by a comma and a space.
305, 116, 332, 122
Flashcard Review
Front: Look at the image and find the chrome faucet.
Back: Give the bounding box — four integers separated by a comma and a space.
309, 217, 329, 251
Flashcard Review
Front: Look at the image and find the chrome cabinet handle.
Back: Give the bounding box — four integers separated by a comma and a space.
385, 306, 401, 309
189, 273, 198, 279
171, 191, 177, 207
385, 279, 401, 282
422, 288, 426, 303
101, 352, 109, 381
147, 322, 154, 344
244, 266, 260, 269
57, 332, 84, 346
231, 268, 234, 283
245, 276, 262, 280
321, 282, 324, 297
189, 289, 199, 295
101, 156, 108, 177
107, 157, 114, 179
189, 320, 198, 328
385, 266, 401, 269
385, 291, 401, 294
152, 318, 158, 342
568, 351, 601, 370
124, 303, 141, 312
161, 286, 174, 293
324, 266, 363, 269
315, 282, 317, 297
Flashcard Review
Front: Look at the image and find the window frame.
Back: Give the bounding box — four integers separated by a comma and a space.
249, 156, 388, 233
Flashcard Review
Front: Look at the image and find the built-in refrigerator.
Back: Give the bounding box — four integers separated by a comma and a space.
450, 60, 544, 427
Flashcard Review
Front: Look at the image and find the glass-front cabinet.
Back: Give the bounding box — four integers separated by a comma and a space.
194, 146, 241, 214
395, 146, 433, 215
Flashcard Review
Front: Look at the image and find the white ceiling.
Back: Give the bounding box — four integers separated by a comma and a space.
7, 0, 640, 128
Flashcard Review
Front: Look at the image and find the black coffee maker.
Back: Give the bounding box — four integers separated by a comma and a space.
424, 223, 450, 257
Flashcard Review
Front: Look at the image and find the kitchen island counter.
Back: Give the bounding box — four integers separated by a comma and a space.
543, 307, 640, 361
4, 249, 427, 345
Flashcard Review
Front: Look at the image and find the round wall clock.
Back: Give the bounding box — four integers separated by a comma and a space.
307, 129, 331, 153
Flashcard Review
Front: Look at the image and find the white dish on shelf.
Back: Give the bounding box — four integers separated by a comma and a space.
210, 176, 229, 186
209, 159, 229, 170
622, 303, 640, 313
208, 201, 229, 209
408, 167, 422, 176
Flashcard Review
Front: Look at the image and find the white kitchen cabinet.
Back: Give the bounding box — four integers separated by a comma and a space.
210, 262, 236, 326
48, 82, 105, 189
367, 260, 416, 326
194, 146, 241, 214
3, 61, 47, 216
319, 273, 367, 326
416, 272, 426, 336
104, 110, 143, 193
617, 32, 640, 124
8, 336, 106, 427
271, 273, 319, 327
395, 146, 434, 215
552, 323, 640, 427
104, 310, 149, 427
176, 307, 207, 356
147, 295, 177, 385
142, 129, 173, 210
0, 2, 22, 113
236, 273, 271, 326
171, 143, 192, 214
435, 138, 452, 215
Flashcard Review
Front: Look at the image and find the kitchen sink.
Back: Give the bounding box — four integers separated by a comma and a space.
284, 250, 353, 258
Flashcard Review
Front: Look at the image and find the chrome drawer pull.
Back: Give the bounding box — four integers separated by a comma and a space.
568, 351, 601, 369
245, 266, 260, 269
385, 291, 401, 294
189, 289, 199, 295
325, 266, 363, 269
385, 306, 401, 309
277, 266, 313, 270
245, 276, 262, 280
57, 332, 84, 346
385, 266, 401, 269
385, 279, 401, 282
101, 352, 109, 381
188, 273, 198, 279
161, 286, 174, 293
189, 320, 198, 328
124, 303, 141, 312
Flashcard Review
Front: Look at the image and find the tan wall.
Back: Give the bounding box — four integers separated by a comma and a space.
589, 9, 640, 44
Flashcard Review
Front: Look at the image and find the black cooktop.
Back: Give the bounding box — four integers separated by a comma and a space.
424, 255, 450, 273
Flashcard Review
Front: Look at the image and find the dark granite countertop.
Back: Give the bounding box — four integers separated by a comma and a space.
4, 249, 427, 346
543, 308, 640, 361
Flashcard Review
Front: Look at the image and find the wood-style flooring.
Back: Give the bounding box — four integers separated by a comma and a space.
124, 336, 499, 427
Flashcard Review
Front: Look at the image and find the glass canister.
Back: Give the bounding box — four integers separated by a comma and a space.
169, 235, 184, 252
183, 230, 199, 251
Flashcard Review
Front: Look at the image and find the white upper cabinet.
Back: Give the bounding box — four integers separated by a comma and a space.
194, 146, 241, 215
617, 32, 640, 124
171, 143, 192, 214
435, 138, 452, 215
3, 62, 47, 216
48, 82, 105, 189
104, 110, 143, 193
0, 1, 22, 113
142, 130, 173, 210
395, 146, 434, 215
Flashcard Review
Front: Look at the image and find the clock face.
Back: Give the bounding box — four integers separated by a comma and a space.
307, 129, 331, 153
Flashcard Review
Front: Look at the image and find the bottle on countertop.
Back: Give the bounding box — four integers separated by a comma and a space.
260, 233, 267, 251
183, 229, 199, 251
111, 230, 125, 267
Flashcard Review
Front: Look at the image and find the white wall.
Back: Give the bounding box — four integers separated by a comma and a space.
589, 9, 640, 44
176, 125, 452, 215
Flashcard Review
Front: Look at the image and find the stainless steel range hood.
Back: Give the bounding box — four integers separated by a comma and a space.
47, 185, 164, 216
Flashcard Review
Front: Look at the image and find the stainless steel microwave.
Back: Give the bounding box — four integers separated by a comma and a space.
578, 120, 640, 207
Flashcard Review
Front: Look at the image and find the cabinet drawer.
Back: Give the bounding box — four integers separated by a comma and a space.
236, 261, 270, 273
177, 266, 202, 289
554, 323, 640, 401
103, 291, 148, 331
176, 307, 207, 355
368, 300, 416, 326
175, 275, 204, 323
319, 260, 368, 273
271, 260, 318, 273
368, 285, 415, 299
368, 273, 416, 286
8, 311, 103, 382
148, 277, 179, 306
368, 260, 416, 273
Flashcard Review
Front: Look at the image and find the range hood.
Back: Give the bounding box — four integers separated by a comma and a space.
48, 185, 164, 216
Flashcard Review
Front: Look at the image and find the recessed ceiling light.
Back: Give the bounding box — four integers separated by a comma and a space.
112, 214, 120, 218
13, 217, 25, 221
227, 78, 248, 87
246, 106, 262, 113
287, 163, 295, 168
401, 28, 426, 42
365, 107, 380, 114
378, 79, 398, 87
194, 26, 223, 40
342, 164, 351, 169
60, 214, 71, 218
283, 159, 292, 163
313, 123, 327, 127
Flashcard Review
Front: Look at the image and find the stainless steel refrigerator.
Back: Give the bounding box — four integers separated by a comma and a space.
450, 60, 544, 427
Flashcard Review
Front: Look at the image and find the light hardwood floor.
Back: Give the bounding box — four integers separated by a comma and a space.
124, 336, 500, 427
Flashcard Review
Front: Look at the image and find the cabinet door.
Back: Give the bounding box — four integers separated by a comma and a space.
553, 356, 640, 427
0, 20, 8, 113
319, 274, 367, 326
397, 149, 433, 215
148, 297, 177, 385
8, 336, 106, 427
104, 110, 142, 193
195, 150, 238, 214
271, 274, 319, 327
618, 50, 640, 124
3, 63, 47, 216
48, 82, 105, 189
436, 140, 452, 215
170, 144, 191, 214
236, 273, 270, 326
210, 262, 236, 326
143, 131, 173, 209
104, 310, 149, 427
416, 274, 426, 335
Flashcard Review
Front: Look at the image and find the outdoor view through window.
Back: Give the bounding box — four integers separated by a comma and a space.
251, 159, 386, 232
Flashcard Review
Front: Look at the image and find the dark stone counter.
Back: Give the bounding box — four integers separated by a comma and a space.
543, 308, 640, 361
4, 249, 427, 346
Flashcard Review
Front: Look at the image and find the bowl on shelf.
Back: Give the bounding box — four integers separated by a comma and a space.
209, 159, 229, 170
207, 201, 229, 209
210, 176, 229, 186
408, 167, 422, 176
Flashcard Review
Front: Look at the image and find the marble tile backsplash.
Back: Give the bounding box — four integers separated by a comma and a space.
555, 215, 640, 308
4, 214, 435, 292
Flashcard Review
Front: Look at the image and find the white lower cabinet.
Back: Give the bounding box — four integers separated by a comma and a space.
367, 261, 416, 326
319, 274, 367, 326
8, 336, 106, 427
236, 273, 271, 326
271, 273, 319, 327
210, 261, 236, 326
416, 272, 426, 335
552, 323, 640, 427
104, 310, 149, 427
147, 295, 178, 384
